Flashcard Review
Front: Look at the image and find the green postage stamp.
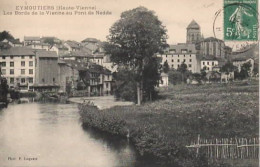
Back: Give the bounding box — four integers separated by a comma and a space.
224, 0, 258, 41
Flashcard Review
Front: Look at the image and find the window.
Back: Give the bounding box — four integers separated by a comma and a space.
106, 83, 109, 88
171, 64, 174, 68
21, 56, 25, 59
177, 59, 180, 62
184, 55, 185, 57
10, 62, 14, 67
29, 78, 33, 83
21, 78, 25, 83
203, 62, 205, 65
1, 62, 6, 67
10, 56, 13, 59
178, 65, 180, 68
190, 59, 192, 62
42, 78, 45, 83
10, 69, 14, 75
171, 59, 174, 62
1, 69, 6, 75
207, 62, 209, 65
29, 55, 33, 59
190, 55, 192, 57
212, 62, 214, 65
53, 78, 55, 82
184, 59, 186, 62
166, 55, 167, 58
29, 61, 33, 66
10, 78, 14, 84
178, 55, 179, 57
21, 69, 25, 75
21, 61, 25, 67
2, 56, 6, 59
189, 64, 192, 67
29, 69, 33, 74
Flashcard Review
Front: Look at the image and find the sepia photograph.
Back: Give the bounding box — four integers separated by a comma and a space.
0, 0, 259, 166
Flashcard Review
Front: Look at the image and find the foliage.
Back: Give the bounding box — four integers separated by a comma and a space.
104, 6, 168, 104
177, 61, 188, 83
220, 61, 237, 74
235, 62, 252, 80
79, 81, 259, 167
162, 61, 170, 73
0, 31, 14, 41
168, 70, 182, 85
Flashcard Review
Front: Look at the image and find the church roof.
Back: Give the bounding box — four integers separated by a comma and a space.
187, 20, 200, 29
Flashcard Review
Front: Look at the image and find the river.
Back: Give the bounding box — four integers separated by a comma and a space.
0, 102, 142, 167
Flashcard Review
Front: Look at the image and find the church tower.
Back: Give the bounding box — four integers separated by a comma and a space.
186, 20, 201, 44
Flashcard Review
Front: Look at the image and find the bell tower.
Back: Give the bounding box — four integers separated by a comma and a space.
186, 20, 201, 44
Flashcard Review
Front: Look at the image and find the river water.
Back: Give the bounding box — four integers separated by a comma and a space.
0, 102, 140, 167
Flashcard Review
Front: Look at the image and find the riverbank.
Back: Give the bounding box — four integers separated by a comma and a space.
69, 96, 134, 109
79, 81, 259, 167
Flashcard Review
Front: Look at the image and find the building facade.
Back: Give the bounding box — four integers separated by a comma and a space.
159, 43, 200, 73
199, 37, 226, 58
0, 47, 35, 90
201, 57, 219, 72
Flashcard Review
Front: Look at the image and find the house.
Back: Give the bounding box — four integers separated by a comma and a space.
201, 56, 219, 72
1, 39, 23, 47
64, 41, 81, 52
33, 50, 59, 92
26, 42, 51, 50
0, 47, 35, 90
49, 44, 69, 56
58, 60, 113, 96
24, 36, 41, 46
158, 43, 201, 73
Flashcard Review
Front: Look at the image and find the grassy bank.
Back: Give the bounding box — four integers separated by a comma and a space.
79, 80, 259, 167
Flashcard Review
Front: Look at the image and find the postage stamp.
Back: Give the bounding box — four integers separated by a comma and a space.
224, 0, 258, 41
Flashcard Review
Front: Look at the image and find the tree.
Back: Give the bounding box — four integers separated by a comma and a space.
240, 61, 252, 79
162, 61, 169, 73
0, 31, 14, 41
104, 7, 168, 105
177, 61, 188, 83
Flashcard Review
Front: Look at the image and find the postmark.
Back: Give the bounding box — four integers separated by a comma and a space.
224, 0, 258, 41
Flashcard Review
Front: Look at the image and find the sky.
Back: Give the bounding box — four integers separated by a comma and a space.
0, 0, 223, 44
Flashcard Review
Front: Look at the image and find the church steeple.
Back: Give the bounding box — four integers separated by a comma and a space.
186, 20, 201, 44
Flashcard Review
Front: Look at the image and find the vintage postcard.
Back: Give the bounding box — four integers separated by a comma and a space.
0, 0, 259, 167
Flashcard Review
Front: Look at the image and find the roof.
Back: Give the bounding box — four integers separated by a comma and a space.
168, 43, 197, 53
231, 44, 258, 61
24, 36, 41, 41
65, 41, 81, 49
36, 50, 58, 58
52, 44, 68, 50
202, 37, 224, 42
0, 47, 35, 56
201, 55, 218, 61
81, 38, 100, 43
187, 20, 200, 29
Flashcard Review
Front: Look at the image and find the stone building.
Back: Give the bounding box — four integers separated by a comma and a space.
186, 20, 201, 44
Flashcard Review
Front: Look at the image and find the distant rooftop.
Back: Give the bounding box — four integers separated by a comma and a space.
187, 20, 200, 29
24, 36, 41, 41
167, 43, 197, 53
0, 47, 35, 56
36, 50, 58, 58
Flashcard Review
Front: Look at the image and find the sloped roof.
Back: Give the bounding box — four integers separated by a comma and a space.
201, 55, 218, 61
231, 44, 259, 61
0, 47, 35, 56
65, 40, 81, 48
187, 20, 200, 29
81, 38, 100, 43
202, 37, 224, 42
24, 36, 41, 41
36, 50, 58, 58
168, 43, 197, 53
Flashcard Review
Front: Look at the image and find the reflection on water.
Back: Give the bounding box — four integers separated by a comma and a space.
0, 102, 136, 167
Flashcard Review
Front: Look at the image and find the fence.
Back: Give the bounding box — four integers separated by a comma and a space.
186, 135, 259, 159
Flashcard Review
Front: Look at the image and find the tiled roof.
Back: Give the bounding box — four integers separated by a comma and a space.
0, 47, 35, 56
36, 50, 58, 58
187, 20, 200, 29
201, 55, 218, 61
